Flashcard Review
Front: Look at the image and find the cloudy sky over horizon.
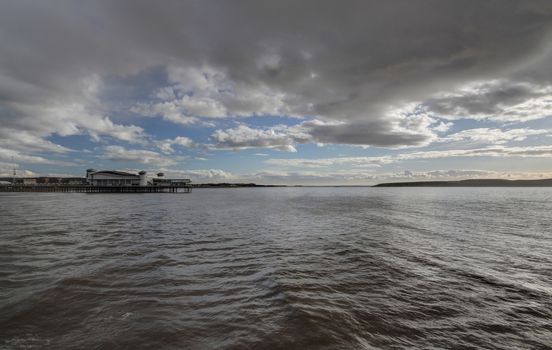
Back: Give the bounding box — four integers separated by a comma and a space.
2, 0, 552, 184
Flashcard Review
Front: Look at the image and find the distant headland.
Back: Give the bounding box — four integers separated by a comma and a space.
373, 179, 552, 187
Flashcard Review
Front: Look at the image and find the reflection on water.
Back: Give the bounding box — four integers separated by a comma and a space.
1, 188, 551, 349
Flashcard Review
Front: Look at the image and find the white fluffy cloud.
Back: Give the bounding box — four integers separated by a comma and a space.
133, 65, 306, 126
0, 129, 72, 154
160, 168, 235, 182
210, 114, 448, 151
101, 146, 181, 167
211, 124, 309, 152
265, 157, 391, 168
0, 148, 75, 166
388, 169, 552, 181
0, 79, 147, 166
266, 145, 552, 168
0, 161, 38, 178
400, 145, 552, 160
156, 136, 195, 154
440, 128, 550, 144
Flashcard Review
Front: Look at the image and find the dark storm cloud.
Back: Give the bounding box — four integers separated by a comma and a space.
1, 0, 552, 157
303, 120, 432, 147
422, 81, 552, 121
426, 83, 538, 116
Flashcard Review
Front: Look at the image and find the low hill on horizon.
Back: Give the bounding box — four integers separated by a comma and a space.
374, 178, 552, 187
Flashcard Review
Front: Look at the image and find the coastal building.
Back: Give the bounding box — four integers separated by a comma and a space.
0, 169, 192, 193
151, 172, 192, 186
61, 177, 87, 185
36, 177, 59, 184
85, 169, 191, 187
86, 169, 145, 186
23, 178, 37, 185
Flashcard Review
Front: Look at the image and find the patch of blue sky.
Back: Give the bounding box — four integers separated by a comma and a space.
137, 117, 212, 142
514, 115, 552, 129
47, 134, 97, 152
242, 115, 307, 127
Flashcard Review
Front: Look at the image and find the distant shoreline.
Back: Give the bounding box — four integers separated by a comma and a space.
3, 179, 552, 191
373, 178, 552, 187
193, 179, 552, 187
196, 179, 552, 187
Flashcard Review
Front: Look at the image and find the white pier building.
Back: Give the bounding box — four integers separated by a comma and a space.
85, 169, 191, 187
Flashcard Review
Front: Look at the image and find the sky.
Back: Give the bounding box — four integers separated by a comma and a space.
1, 0, 552, 185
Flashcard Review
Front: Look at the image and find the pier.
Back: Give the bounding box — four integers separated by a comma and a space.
0, 185, 192, 193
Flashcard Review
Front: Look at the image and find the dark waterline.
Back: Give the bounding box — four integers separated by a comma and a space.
1, 188, 551, 349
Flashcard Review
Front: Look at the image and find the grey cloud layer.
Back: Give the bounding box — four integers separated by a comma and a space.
1, 1, 552, 162
421, 81, 552, 122
265, 145, 552, 168
209, 117, 440, 152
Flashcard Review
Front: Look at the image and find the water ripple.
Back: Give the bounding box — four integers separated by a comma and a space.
1, 188, 551, 349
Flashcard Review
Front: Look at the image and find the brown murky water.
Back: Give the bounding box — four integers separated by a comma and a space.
1, 188, 551, 349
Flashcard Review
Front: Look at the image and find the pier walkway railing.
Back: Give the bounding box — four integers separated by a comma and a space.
0, 185, 192, 193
